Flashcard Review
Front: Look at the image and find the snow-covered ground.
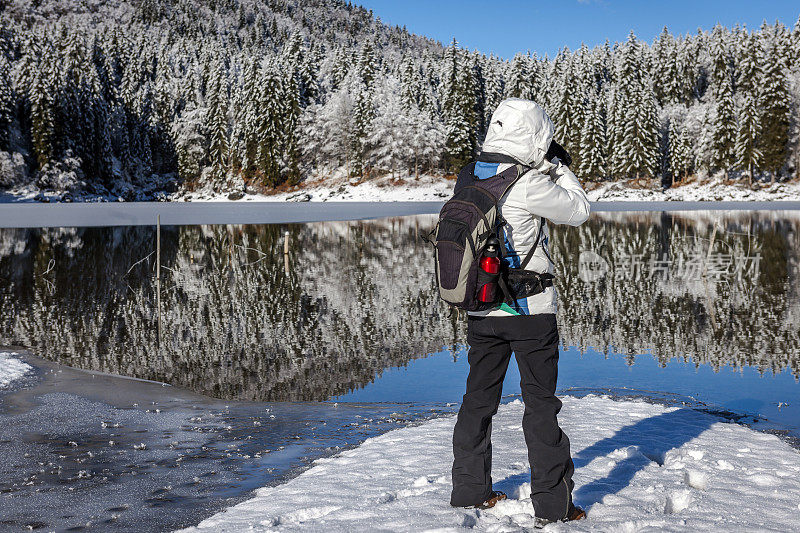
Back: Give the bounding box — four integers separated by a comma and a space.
6, 173, 798, 204
0, 351, 32, 388
178, 174, 800, 203
181, 395, 800, 532
587, 177, 800, 202
178, 174, 454, 203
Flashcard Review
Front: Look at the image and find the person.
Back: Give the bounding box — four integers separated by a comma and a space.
449, 98, 590, 528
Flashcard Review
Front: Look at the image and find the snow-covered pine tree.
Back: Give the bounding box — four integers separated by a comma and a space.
757, 28, 791, 179
206, 58, 230, 187
653, 27, 678, 105
441, 40, 472, 171
709, 29, 736, 177
368, 76, 411, 179
736, 32, 760, 95
675, 33, 699, 103
547, 50, 575, 158
256, 59, 283, 187
409, 105, 445, 179
237, 57, 260, 175
735, 93, 762, 184
614, 32, 660, 182
506, 52, 535, 100
710, 77, 736, 177
470, 53, 487, 143
351, 78, 373, 179
329, 46, 351, 91
0, 57, 13, 151
578, 89, 607, 181
358, 40, 378, 88
30, 65, 55, 171
483, 54, 505, 126
280, 57, 303, 186
671, 122, 695, 183
630, 74, 661, 182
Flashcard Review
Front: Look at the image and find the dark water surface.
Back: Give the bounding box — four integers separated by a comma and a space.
1, 209, 799, 530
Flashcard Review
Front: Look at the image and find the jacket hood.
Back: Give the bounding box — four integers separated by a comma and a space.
481, 98, 554, 167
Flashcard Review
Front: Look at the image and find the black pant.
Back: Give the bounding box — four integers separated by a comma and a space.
450, 314, 575, 521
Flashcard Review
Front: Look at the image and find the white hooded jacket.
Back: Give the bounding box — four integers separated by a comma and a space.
469, 98, 590, 317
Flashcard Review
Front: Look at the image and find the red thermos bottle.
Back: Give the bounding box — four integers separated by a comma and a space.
478, 238, 500, 303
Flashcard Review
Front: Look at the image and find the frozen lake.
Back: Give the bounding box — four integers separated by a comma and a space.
1, 208, 799, 530
2, 199, 800, 228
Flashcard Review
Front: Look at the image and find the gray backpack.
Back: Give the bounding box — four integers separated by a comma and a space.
425, 161, 551, 312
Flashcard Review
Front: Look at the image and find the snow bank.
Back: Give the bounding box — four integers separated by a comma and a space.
181, 395, 800, 532
179, 176, 454, 203
175, 176, 800, 203
586, 178, 800, 202
0, 351, 32, 388
5, 173, 799, 204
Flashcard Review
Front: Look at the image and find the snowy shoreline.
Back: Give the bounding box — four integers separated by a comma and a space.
0, 351, 32, 389
180, 395, 800, 532
3, 174, 800, 205
159, 175, 800, 203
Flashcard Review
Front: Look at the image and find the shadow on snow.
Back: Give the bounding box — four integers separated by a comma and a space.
495, 408, 717, 511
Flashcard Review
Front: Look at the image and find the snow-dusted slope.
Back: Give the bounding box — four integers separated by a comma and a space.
0, 351, 31, 388
180, 395, 800, 532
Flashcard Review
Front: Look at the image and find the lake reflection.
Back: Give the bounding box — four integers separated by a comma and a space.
1, 211, 798, 401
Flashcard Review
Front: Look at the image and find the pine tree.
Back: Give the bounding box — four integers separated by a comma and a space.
578, 90, 606, 181
399, 56, 420, 111
30, 66, 55, 171
711, 76, 736, 176
675, 34, 699, 103
547, 51, 573, 155
483, 55, 505, 125
757, 34, 791, 178
206, 59, 229, 185
653, 27, 678, 105
612, 32, 660, 182
627, 76, 660, 181
351, 79, 373, 179
668, 119, 693, 183
470, 53, 487, 142
239, 57, 260, 174
281, 61, 302, 186
329, 46, 350, 90
0, 57, 13, 151
736, 32, 760, 95
441, 40, 472, 171
368, 76, 409, 178
735, 93, 762, 184
358, 41, 377, 88
506, 52, 534, 100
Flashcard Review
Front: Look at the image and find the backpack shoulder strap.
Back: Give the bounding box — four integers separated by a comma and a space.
519, 216, 546, 270
454, 162, 476, 194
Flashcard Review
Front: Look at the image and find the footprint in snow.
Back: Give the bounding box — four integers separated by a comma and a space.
683, 469, 708, 490
664, 489, 693, 514
267, 505, 341, 526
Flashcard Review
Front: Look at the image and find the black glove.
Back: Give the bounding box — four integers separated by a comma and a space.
545, 140, 572, 167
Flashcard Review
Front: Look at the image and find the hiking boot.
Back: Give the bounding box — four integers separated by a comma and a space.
533, 504, 586, 529
475, 490, 507, 509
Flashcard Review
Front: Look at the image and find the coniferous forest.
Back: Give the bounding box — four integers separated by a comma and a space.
0, 0, 798, 200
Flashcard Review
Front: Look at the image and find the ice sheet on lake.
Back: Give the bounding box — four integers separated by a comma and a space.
0, 351, 32, 388
181, 395, 800, 532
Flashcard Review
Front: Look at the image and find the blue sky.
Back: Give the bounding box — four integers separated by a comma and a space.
355, 0, 800, 58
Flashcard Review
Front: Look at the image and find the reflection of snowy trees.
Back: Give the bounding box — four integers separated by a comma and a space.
1, 212, 798, 401
553, 211, 800, 377
0, 217, 462, 400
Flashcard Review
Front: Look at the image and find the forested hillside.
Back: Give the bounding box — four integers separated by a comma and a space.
0, 0, 798, 200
